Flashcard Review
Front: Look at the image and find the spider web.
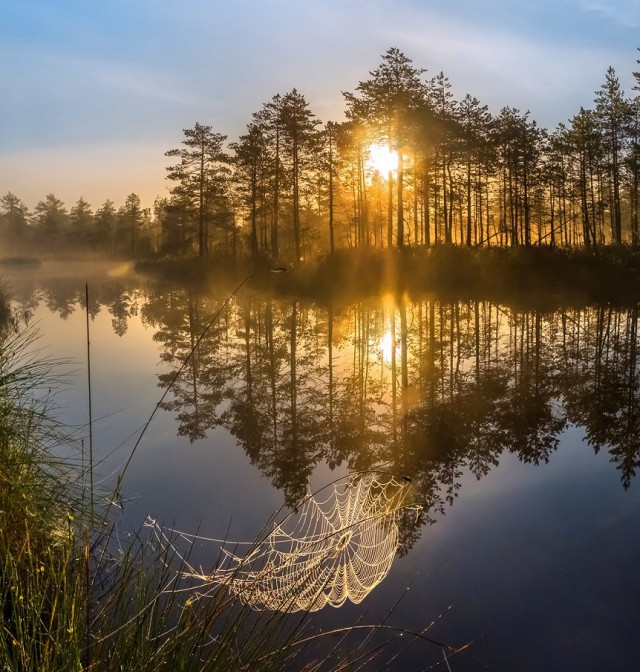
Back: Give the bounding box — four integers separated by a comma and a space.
188, 471, 416, 613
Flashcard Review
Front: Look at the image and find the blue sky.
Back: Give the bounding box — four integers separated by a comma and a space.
1, 0, 639, 209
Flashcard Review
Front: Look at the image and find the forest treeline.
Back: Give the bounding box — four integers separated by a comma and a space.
2, 47, 640, 261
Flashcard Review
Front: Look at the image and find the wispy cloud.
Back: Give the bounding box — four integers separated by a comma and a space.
376, 4, 633, 125
44, 52, 205, 107
570, 0, 640, 28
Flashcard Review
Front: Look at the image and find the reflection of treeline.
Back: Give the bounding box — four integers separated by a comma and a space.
7, 270, 148, 337
14, 275, 640, 549
140, 291, 640, 532
3, 47, 640, 260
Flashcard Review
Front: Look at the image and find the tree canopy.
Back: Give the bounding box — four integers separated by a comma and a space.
4, 47, 640, 261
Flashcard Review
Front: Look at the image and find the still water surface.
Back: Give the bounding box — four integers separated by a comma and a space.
4, 262, 640, 671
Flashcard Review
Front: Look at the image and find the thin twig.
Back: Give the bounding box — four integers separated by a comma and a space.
84, 282, 94, 671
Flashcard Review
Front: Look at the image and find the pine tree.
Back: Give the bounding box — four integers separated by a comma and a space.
458, 94, 492, 246
231, 122, 269, 257
0, 193, 30, 249
70, 197, 93, 248
595, 67, 630, 244
118, 193, 142, 255
95, 199, 117, 253
34, 194, 68, 249
166, 123, 229, 256
278, 89, 320, 261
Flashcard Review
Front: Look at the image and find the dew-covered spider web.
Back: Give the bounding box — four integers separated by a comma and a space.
186, 471, 417, 613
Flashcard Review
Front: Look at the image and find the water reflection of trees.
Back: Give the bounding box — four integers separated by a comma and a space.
560, 306, 640, 488
15, 273, 640, 543
140, 290, 640, 530
7, 272, 145, 332
143, 290, 229, 441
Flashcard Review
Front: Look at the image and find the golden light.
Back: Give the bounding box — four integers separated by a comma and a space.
107, 262, 135, 277
367, 144, 398, 176
377, 330, 395, 363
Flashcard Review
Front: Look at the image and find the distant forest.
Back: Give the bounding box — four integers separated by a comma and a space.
2, 47, 640, 262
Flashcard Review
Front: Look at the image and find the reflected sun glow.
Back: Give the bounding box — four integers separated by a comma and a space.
377, 330, 395, 363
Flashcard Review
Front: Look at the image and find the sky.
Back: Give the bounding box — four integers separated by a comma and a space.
1, 0, 639, 211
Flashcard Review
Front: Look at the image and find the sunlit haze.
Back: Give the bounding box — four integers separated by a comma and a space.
2, 0, 639, 209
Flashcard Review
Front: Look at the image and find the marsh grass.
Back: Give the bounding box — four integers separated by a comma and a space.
0, 317, 85, 671
0, 285, 467, 671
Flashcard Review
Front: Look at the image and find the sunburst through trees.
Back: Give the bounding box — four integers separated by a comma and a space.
4, 47, 640, 259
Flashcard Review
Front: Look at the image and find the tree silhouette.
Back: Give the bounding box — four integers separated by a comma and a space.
166, 123, 229, 257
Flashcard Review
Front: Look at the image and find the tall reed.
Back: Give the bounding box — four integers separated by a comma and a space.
0, 314, 85, 671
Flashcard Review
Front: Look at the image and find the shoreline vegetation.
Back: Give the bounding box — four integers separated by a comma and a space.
5, 244, 640, 308
3, 41, 640, 666
134, 245, 640, 308
0, 288, 464, 671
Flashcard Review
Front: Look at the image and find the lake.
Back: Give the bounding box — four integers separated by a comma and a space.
3, 260, 640, 671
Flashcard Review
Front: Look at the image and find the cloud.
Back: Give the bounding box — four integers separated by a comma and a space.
373, 4, 633, 125
0, 41, 217, 152
39, 50, 204, 107
571, 0, 640, 28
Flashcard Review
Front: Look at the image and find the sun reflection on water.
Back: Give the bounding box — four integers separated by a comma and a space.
377, 330, 395, 363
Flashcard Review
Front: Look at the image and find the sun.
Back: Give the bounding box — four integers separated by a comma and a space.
367, 144, 398, 176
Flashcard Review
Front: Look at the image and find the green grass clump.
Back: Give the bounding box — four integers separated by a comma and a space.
0, 322, 84, 672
